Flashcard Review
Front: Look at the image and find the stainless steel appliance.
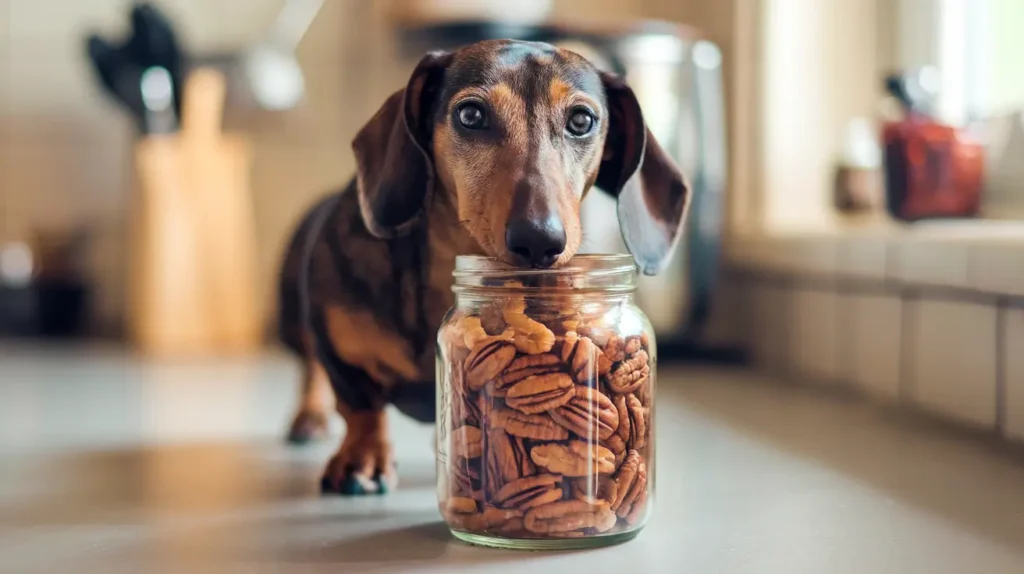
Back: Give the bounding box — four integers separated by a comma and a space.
393, 18, 730, 358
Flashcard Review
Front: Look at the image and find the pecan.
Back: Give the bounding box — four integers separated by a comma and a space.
548, 385, 618, 440
561, 335, 612, 385
636, 380, 653, 408
494, 474, 564, 510
611, 450, 648, 524
603, 335, 626, 363
606, 350, 649, 394
479, 303, 509, 336
530, 440, 616, 477
523, 500, 617, 535
464, 335, 516, 391
624, 394, 648, 451
572, 474, 618, 505
559, 331, 579, 363
624, 335, 643, 357
457, 316, 489, 349
513, 436, 537, 477
452, 392, 478, 429
492, 516, 527, 536
445, 496, 478, 516
451, 424, 483, 459
504, 302, 556, 355
505, 373, 575, 414
579, 326, 613, 348
610, 394, 631, 453
451, 457, 482, 501
485, 428, 529, 497
447, 504, 524, 532
449, 359, 478, 427
605, 433, 626, 458
441, 318, 468, 351
492, 353, 562, 396
491, 409, 569, 441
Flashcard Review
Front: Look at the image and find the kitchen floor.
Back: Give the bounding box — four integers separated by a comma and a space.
2, 345, 1023, 574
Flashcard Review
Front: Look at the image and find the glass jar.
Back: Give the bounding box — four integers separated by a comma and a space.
436, 255, 655, 550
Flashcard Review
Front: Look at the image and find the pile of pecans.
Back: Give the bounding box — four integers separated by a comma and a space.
438, 294, 653, 539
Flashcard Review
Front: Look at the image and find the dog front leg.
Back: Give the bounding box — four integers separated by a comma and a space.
320, 403, 397, 495
287, 358, 332, 444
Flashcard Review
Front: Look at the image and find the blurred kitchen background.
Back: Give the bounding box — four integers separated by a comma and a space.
2, 0, 1024, 442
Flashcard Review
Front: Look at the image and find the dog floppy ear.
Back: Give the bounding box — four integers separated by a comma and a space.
595, 72, 690, 276
353, 51, 453, 238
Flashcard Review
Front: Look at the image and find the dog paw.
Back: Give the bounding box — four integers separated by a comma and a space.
286, 410, 329, 445
320, 434, 398, 496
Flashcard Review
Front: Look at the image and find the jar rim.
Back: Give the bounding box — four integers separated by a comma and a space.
452, 254, 637, 294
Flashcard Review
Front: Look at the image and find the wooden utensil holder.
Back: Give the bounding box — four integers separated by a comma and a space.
128, 68, 261, 356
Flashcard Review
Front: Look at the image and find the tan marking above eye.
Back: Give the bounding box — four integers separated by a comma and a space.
548, 78, 573, 106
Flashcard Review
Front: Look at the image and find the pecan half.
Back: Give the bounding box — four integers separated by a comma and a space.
561, 335, 612, 385
457, 316, 489, 349
513, 436, 537, 477
451, 457, 482, 501
548, 385, 619, 440
451, 424, 483, 459
504, 302, 556, 355
606, 350, 649, 394
445, 496, 478, 515
603, 335, 627, 363
494, 474, 564, 510
479, 303, 509, 336
491, 409, 569, 441
452, 393, 478, 429
492, 516, 527, 536
624, 335, 643, 357
572, 474, 618, 505
492, 353, 562, 397
610, 394, 631, 453
579, 326, 614, 348
523, 500, 617, 535
530, 440, 616, 477
447, 503, 523, 532
611, 450, 648, 524
505, 373, 575, 414
624, 394, 648, 451
464, 335, 517, 391
486, 428, 522, 492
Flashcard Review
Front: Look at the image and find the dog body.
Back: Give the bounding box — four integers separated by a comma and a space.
277, 40, 689, 494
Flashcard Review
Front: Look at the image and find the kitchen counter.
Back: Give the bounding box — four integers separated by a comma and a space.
2, 346, 1023, 573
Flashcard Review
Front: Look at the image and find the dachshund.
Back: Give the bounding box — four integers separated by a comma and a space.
276, 39, 689, 495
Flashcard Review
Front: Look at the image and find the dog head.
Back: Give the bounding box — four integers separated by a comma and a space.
352, 39, 689, 275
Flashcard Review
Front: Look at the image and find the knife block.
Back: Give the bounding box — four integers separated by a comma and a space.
128, 68, 261, 356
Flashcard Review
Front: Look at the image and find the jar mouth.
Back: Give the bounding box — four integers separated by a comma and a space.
452, 254, 637, 294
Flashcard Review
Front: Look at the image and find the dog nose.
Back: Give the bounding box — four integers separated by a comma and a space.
505, 215, 567, 268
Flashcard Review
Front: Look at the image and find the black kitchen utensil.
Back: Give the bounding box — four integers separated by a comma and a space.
85, 2, 185, 133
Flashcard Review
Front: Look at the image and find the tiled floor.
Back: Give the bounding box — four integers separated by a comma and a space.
2, 345, 1024, 573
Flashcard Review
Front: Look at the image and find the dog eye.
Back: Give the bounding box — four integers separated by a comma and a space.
566, 109, 595, 137
456, 103, 488, 130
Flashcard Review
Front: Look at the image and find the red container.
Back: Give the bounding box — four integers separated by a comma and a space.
882, 116, 985, 221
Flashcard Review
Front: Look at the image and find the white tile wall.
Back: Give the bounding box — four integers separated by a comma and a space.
970, 243, 1024, 297
844, 293, 903, 401
1003, 307, 1024, 441
837, 237, 889, 281
908, 299, 998, 429
895, 239, 972, 288
792, 289, 839, 383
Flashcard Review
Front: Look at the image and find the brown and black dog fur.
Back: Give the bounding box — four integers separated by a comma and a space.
277, 39, 689, 495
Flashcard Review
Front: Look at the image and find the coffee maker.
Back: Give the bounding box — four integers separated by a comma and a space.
392, 17, 730, 360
